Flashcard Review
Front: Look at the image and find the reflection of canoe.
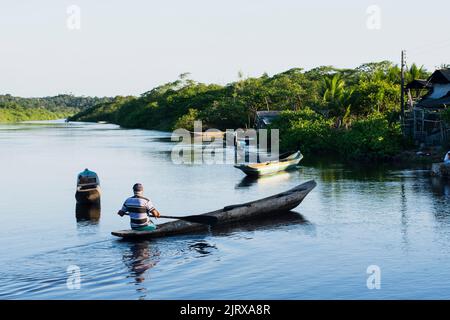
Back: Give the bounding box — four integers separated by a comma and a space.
76, 202, 101, 221
112, 180, 316, 239
75, 186, 101, 204
431, 162, 450, 177
235, 172, 292, 189
234, 151, 303, 176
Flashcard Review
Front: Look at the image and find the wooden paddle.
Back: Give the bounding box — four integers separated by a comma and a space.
159, 214, 218, 226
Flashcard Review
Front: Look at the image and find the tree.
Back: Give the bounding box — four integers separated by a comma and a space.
322, 74, 354, 126
406, 63, 429, 83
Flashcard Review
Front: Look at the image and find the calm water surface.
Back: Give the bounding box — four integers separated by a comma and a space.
1, 120, 450, 299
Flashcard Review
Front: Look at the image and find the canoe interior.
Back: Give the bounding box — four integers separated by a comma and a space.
75, 186, 101, 204
112, 180, 316, 240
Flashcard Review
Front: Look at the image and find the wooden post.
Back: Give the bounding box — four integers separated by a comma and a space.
421, 109, 425, 137
401, 50, 406, 125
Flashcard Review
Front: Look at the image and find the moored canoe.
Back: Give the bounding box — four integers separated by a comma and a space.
75, 185, 101, 204
234, 150, 303, 176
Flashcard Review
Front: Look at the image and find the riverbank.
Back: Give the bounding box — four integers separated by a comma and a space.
0, 94, 112, 123
0, 106, 72, 122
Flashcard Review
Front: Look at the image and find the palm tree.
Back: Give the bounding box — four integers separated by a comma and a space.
322, 74, 354, 127
407, 64, 427, 83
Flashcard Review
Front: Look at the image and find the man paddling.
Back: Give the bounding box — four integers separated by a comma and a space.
117, 183, 161, 231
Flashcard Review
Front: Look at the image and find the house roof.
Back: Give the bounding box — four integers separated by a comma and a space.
406, 79, 432, 89
428, 68, 450, 84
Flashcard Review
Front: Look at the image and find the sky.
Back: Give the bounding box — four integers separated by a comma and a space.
1, 0, 449, 97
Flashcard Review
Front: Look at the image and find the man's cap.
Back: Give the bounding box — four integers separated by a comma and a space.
133, 183, 144, 192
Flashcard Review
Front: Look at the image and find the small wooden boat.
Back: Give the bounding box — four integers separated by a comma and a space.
431, 162, 450, 178
111, 180, 316, 239
234, 151, 303, 176
75, 168, 101, 205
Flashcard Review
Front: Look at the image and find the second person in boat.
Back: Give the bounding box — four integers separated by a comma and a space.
117, 183, 161, 231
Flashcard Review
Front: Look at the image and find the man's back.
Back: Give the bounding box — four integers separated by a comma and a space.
121, 195, 154, 229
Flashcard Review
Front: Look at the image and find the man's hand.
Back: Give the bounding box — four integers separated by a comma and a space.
117, 210, 125, 217
151, 209, 161, 218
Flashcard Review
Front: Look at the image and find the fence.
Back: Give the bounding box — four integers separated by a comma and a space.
403, 107, 450, 146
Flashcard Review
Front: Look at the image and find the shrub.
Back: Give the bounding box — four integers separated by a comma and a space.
336, 113, 403, 161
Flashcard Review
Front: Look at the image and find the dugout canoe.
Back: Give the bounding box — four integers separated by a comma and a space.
75, 168, 101, 205
75, 185, 101, 204
111, 180, 316, 239
234, 150, 303, 177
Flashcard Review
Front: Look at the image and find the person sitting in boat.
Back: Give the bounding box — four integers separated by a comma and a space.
117, 183, 161, 231
444, 151, 450, 164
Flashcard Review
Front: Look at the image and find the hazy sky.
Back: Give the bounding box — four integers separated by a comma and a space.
1, 0, 449, 97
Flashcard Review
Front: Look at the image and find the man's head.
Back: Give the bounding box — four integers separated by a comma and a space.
133, 183, 144, 196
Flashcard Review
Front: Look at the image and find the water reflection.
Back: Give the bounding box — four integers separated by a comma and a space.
188, 240, 217, 256
211, 211, 314, 237
75, 203, 101, 222
122, 241, 160, 299
430, 177, 450, 197
235, 172, 295, 189
429, 177, 450, 226
399, 180, 409, 252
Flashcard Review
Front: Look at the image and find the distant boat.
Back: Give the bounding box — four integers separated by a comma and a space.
75, 168, 101, 204
234, 150, 303, 176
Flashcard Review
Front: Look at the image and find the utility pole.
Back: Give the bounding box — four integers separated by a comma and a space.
401, 50, 406, 124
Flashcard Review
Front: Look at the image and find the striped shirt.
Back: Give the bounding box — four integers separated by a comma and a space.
121, 195, 155, 229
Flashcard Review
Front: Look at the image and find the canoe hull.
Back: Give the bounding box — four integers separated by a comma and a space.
234, 151, 303, 176
112, 180, 316, 239
75, 186, 101, 205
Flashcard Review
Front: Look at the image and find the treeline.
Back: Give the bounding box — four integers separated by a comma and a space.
0, 94, 113, 123
0, 104, 71, 122
70, 61, 431, 161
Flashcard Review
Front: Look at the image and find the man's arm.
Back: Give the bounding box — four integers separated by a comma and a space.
150, 208, 161, 218
117, 202, 128, 217
146, 199, 160, 218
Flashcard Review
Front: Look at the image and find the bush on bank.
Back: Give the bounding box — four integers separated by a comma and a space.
272, 110, 404, 161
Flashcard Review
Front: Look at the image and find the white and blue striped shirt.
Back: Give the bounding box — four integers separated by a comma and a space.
121, 195, 155, 229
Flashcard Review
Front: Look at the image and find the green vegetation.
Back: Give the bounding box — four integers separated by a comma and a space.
0, 94, 112, 123
69, 61, 430, 161
0, 104, 70, 122
273, 109, 403, 161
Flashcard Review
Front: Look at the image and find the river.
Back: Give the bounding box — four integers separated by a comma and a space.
1, 120, 450, 299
